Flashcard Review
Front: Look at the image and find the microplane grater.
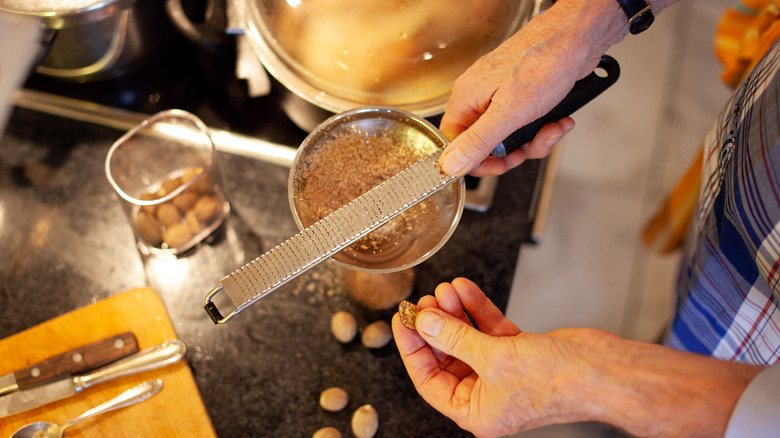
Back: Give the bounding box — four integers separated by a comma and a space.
204, 55, 621, 324
204, 148, 458, 323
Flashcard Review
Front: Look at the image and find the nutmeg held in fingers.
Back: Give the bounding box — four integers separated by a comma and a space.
398, 300, 419, 330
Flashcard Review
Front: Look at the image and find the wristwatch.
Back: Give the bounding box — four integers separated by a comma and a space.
617, 0, 654, 34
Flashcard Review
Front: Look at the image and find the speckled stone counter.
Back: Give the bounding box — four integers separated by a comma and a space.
0, 106, 540, 437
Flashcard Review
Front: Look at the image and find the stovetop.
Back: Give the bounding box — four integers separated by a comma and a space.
23, 33, 308, 146
2, 26, 548, 437
19, 33, 503, 210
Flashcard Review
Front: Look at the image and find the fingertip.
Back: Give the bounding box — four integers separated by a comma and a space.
391, 312, 403, 329
450, 277, 476, 289
434, 282, 463, 316
560, 116, 575, 132
418, 294, 440, 310
546, 131, 564, 148
440, 147, 471, 176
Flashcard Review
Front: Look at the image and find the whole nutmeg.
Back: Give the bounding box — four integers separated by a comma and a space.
351, 404, 379, 438
398, 300, 420, 330
181, 166, 202, 184
135, 210, 162, 245
185, 210, 203, 233
312, 427, 341, 438
157, 176, 182, 197
361, 321, 392, 349
156, 203, 182, 227
319, 387, 349, 412
330, 311, 357, 343
172, 191, 199, 211
194, 195, 221, 222
138, 192, 159, 215
163, 223, 194, 249
182, 166, 213, 194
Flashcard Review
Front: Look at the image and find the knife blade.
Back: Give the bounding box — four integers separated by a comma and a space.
0, 339, 185, 418
0, 332, 139, 397
204, 56, 620, 324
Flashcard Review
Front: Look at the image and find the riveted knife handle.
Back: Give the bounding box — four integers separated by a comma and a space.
76, 340, 186, 390
14, 332, 139, 391
491, 55, 620, 158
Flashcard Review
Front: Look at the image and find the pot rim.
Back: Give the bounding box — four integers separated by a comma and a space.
240, 0, 535, 116
0, 0, 138, 28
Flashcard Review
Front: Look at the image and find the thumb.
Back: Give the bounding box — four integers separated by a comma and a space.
440, 105, 525, 176
440, 117, 508, 176
416, 308, 492, 371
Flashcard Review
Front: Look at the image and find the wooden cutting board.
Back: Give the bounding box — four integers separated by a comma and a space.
0, 288, 216, 437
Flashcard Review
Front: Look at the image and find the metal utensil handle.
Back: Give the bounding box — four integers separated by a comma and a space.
60, 379, 163, 431
75, 340, 185, 389
491, 55, 620, 158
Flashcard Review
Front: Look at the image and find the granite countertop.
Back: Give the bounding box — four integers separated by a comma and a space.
0, 105, 540, 437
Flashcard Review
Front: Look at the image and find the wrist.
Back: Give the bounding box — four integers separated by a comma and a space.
540, 0, 628, 74
581, 336, 763, 436
548, 0, 677, 56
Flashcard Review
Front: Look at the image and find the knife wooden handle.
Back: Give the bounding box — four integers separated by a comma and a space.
14, 332, 138, 390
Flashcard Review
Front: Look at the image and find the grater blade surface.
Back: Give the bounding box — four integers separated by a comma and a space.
205, 148, 458, 323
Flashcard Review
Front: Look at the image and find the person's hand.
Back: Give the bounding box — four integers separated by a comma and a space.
438, 0, 628, 177
391, 278, 617, 437
392, 277, 764, 437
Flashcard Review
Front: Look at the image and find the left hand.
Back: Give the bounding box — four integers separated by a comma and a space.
392, 278, 612, 437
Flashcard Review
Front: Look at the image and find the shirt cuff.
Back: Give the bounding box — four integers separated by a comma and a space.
725, 363, 780, 437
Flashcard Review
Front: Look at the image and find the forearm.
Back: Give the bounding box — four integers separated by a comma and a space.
534, 0, 679, 61
580, 336, 763, 437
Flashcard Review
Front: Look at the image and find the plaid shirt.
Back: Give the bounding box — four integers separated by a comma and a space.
663, 40, 780, 365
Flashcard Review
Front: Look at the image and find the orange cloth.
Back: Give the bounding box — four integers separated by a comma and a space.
641, 1, 779, 253
715, 1, 780, 87
641, 148, 702, 253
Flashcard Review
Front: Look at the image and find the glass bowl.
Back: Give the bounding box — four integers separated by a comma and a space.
288, 107, 464, 273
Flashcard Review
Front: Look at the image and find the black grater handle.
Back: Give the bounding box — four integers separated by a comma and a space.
491, 55, 620, 158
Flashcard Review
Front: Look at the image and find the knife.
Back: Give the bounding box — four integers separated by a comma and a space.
0, 332, 139, 397
204, 56, 620, 323
0, 339, 186, 418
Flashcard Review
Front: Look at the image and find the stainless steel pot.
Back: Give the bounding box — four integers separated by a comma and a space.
233, 0, 540, 131
0, 0, 175, 82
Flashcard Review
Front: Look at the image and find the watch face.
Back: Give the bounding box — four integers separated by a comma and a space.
630, 11, 654, 34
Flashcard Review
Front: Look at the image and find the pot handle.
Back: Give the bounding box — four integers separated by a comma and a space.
491, 55, 620, 158
166, 0, 231, 53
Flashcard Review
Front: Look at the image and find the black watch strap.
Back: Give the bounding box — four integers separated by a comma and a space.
617, 0, 654, 34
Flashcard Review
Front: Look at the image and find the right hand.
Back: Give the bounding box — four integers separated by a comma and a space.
438, 0, 628, 177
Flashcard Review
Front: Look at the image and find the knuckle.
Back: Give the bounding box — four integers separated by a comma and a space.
441, 321, 472, 351
459, 129, 494, 157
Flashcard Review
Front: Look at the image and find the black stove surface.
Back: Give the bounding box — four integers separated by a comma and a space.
24, 33, 308, 147
4, 23, 544, 438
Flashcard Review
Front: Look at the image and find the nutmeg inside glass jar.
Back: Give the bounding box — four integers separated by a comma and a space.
288, 107, 464, 273
105, 110, 230, 257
